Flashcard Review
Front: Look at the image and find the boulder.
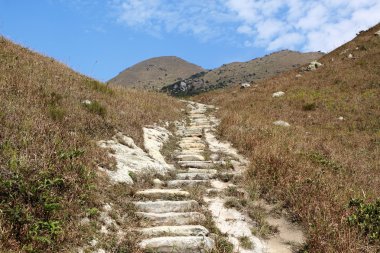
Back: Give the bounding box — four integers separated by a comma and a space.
375, 30, 380, 36
240, 83, 251, 89
273, 120, 290, 127
272, 91, 285, 98
81, 99, 92, 105
307, 61, 323, 71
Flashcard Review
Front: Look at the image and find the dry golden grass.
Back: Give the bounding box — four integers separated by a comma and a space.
195, 24, 380, 252
0, 37, 182, 252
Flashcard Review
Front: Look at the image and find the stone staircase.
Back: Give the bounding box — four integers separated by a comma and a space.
131, 102, 302, 253
134, 102, 217, 252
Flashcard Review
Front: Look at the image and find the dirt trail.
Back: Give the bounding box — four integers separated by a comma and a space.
133, 101, 305, 252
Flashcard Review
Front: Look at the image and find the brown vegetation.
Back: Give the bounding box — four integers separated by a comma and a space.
0, 37, 182, 252
195, 24, 380, 252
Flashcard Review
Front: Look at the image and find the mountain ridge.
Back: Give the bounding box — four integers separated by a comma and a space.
162, 50, 324, 96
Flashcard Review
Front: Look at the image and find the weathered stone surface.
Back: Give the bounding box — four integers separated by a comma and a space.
205, 197, 265, 253
139, 225, 209, 237
167, 180, 210, 187
153, 178, 164, 188
143, 126, 173, 167
98, 133, 172, 184
272, 91, 285, 98
176, 172, 215, 180
187, 168, 218, 174
134, 200, 199, 213
178, 161, 214, 168
136, 212, 206, 226
273, 120, 290, 127
179, 144, 206, 151
241, 82, 251, 89
139, 236, 215, 253
204, 130, 248, 165
176, 154, 205, 161
307, 61, 323, 71
136, 189, 190, 199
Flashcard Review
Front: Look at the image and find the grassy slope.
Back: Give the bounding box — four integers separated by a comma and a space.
0, 37, 182, 252
195, 24, 380, 252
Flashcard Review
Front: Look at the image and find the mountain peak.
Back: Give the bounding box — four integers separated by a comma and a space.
109, 56, 204, 90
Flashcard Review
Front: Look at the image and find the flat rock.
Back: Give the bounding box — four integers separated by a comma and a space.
272, 91, 285, 98
134, 200, 199, 213
179, 143, 206, 149
136, 212, 206, 226
139, 236, 215, 253
187, 168, 218, 174
176, 154, 205, 161
273, 120, 290, 127
135, 189, 190, 199
178, 161, 214, 169
139, 225, 209, 237
98, 133, 172, 184
167, 180, 210, 187
176, 172, 215, 180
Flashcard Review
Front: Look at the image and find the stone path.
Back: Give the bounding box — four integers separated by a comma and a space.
133, 101, 304, 253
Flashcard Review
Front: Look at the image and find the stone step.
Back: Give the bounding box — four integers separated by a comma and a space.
179, 143, 206, 149
135, 189, 190, 199
136, 212, 206, 226
179, 161, 214, 169
176, 154, 205, 161
183, 133, 203, 137
181, 137, 203, 141
176, 151, 204, 157
187, 168, 218, 174
139, 225, 209, 237
139, 236, 214, 253
167, 180, 210, 188
176, 172, 215, 180
134, 200, 199, 213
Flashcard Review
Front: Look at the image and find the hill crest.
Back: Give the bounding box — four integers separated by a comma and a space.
109, 56, 204, 90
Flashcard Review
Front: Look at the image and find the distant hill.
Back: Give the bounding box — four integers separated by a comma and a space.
162, 50, 324, 96
109, 56, 205, 90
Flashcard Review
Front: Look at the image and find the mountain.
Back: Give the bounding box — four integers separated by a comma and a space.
195, 24, 380, 252
162, 50, 324, 96
109, 56, 205, 90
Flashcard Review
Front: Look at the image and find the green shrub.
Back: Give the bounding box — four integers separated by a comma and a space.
302, 102, 317, 111
83, 100, 106, 117
348, 198, 380, 241
85, 80, 114, 95
48, 105, 65, 121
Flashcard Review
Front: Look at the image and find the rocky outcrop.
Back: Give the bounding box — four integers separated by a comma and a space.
98, 126, 173, 184
306, 61, 323, 71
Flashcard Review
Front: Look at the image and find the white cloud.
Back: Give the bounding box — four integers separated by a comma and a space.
110, 0, 380, 52
109, 0, 236, 40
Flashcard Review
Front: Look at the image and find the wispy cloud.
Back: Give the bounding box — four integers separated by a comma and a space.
227, 0, 380, 51
109, 0, 236, 40
110, 0, 380, 52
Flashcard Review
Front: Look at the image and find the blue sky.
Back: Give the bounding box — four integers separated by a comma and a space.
1, 0, 379, 82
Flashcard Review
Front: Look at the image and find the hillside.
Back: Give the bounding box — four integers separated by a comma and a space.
162, 50, 324, 96
109, 56, 204, 90
195, 24, 380, 252
0, 37, 182, 252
